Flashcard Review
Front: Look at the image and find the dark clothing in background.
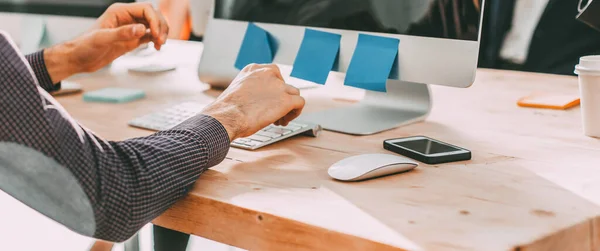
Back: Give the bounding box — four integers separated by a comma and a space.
414, 0, 600, 75
408, 0, 481, 41
223, 0, 395, 34
480, 0, 600, 75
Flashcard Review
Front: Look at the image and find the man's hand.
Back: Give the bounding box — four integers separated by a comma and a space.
202, 64, 306, 141
44, 3, 169, 83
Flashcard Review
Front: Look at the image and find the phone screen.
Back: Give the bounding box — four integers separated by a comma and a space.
391, 139, 460, 155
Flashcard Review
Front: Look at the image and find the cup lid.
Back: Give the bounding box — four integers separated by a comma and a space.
575, 64, 600, 76
579, 55, 600, 69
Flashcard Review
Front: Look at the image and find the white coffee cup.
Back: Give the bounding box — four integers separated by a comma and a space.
575, 55, 600, 138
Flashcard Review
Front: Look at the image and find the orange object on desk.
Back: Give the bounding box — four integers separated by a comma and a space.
517, 93, 581, 110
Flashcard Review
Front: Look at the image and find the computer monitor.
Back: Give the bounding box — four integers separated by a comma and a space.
198, 0, 485, 135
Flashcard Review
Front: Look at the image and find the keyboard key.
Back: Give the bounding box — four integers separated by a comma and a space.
267, 127, 293, 135
245, 140, 262, 147
285, 125, 302, 131
257, 131, 281, 138
232, 139, 246, 144
247, 135, 272, 142
235, 138, 250, 143
289, 122, 308, 128
231, 142, 249, 148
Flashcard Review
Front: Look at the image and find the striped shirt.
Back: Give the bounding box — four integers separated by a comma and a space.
0, 32, 230, 242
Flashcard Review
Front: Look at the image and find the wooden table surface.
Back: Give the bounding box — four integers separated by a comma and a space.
58, 41, 600, 251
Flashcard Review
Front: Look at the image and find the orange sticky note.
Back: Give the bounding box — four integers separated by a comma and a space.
517, 93, 580, 110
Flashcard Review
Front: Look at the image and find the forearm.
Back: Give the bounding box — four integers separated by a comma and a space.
25, 50, 62, 92
43, 42, 79, 84
2, 34, 231, 242
91, 115, 230, 241
2, 103, 230, 242
25, 45, 79, 91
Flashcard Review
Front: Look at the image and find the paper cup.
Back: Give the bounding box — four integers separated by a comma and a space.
575, 56, 600, 138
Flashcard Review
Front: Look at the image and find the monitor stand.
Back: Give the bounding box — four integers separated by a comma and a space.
300, 81, 432, 135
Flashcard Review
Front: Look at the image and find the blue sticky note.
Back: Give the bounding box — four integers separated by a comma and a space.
235, 23, 277, 70
345, 34, 400, 92
83, 88, 146, 103
291, 29, 341, 84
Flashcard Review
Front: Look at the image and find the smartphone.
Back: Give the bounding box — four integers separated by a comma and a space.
384, 136, 471, 165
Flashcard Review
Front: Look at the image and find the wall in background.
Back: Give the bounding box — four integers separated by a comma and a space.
0, 13, 22, 42
0, 13, 96, 50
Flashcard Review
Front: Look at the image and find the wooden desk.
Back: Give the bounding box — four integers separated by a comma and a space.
60, 41, 600, 251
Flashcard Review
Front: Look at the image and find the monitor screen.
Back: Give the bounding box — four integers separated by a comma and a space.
214, 0, 483, 41
0, 0, 134, 17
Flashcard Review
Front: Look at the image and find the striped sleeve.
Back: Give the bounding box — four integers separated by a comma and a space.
25, 50, 61, 93
0, 34, 231, 242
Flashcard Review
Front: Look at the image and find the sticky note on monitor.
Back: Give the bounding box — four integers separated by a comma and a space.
83, 88, 146, 104
345, 34, 400, 92
291, 29, 341, 84
235, 23, 277, 70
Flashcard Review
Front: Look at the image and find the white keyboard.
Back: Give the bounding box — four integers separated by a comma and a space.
129, 102, 322, 150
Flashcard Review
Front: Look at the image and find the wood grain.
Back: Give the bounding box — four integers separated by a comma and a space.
58, 41, 600, 251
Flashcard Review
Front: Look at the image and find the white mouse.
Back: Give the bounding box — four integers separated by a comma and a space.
328, 154, 418, 182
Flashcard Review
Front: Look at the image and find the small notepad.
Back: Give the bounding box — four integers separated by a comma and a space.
83, 88, 146, 104
517, 93, 580, 110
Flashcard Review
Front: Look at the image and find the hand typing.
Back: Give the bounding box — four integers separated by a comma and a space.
203, 64, 306, 141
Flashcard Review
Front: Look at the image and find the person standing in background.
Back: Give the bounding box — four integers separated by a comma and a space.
411, 0, 600, 75
408, 0, 482, 41
480, 0, 600, 75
